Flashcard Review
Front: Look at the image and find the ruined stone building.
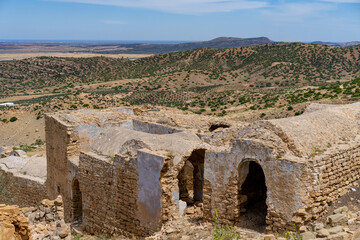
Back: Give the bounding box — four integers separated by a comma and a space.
3, 102, 360, 237
0, 152, 47, 206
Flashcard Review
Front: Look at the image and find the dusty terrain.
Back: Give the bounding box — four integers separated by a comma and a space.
0, 52, 152, 61
0, 110, 45, 147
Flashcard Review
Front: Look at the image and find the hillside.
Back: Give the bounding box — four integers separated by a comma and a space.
311, 41, 360, 47
0, 37, 273, 55
0, 42, 359, 96
97, 36, 274, 54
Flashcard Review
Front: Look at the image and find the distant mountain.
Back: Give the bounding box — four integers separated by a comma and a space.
94, 36, 274, 54
0, 37, 275, 55
310, 41, 360, 47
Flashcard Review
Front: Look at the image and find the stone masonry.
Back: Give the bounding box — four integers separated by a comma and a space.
43, 102, 360, 237
0, 155, 47, 207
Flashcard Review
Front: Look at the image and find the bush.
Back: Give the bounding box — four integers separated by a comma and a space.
9, 117, 18, 122
283, 230, 303, 240
35, 139, 45, 145
13, 144, 34, 152
212, 209, 240, 240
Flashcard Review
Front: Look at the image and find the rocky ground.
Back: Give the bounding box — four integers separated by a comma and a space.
2, 194, 360, 240
0, 196, 71, 240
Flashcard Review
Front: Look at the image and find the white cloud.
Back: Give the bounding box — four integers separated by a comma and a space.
261, 2, 336, 20
46, 0, 268, 14
320, 0, 360, 3
102, 20, 126, 25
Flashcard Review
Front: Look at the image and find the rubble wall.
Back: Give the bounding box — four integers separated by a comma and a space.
306, 145, 360, 222
203, 139, 310, 232
0, 170, 46, 207
78, 151, 164, 237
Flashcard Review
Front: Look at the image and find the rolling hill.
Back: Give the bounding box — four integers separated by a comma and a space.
0, 42, 359, 96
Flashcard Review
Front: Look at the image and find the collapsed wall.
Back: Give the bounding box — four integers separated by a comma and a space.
0, 155, 47, 207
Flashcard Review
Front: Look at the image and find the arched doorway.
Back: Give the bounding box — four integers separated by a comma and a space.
177, 149, 205, 216
72, 179, 83, 223
238, 161, 267, 231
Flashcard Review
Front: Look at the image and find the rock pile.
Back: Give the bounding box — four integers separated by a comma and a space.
297, 206, 360, 240
0, 204, 32, 240
22, 196, 71, 240
146, 218, 264, 240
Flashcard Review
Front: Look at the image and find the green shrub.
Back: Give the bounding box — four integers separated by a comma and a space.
9, 117, 18, 122
212, 209, 240, 240
35, 139, 45, 145
13, 144, 34, 152
283, 230, 303, 240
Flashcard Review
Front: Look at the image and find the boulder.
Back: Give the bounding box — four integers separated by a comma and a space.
327, 214, 348, 226
299, 226, 307, 233
301, 231, 316, 240
317, 228, 330, 238
328, 226, 343, 235
328, 232, 349, 240
334, 206, 348, 214
264, 234, 275, 240
352, 228, 360, 240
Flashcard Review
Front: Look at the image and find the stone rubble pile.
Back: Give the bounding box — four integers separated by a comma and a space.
22, 196, 71, 240
265, 206, 360, 240
146, 218, 265, 240
0, 204, 32, 240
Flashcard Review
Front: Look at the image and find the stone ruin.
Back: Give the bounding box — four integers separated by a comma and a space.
3, 102, 360, 238
0, 152, 47, 207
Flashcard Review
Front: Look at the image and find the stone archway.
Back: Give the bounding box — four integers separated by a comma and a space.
177, 149, 205, 216
72, 179, 82, 223
238, 161, 267, 231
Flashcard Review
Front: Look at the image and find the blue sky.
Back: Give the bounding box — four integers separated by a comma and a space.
0, 0, 359, 42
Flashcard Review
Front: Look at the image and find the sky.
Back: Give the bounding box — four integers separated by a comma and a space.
0, 0, 359, 42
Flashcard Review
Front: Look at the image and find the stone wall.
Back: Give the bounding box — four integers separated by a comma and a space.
45, 115, 80, 222
203, 139, 310, 233
78, 151, 164, 237
0, 170, 46, 207
300, 145, 360, 225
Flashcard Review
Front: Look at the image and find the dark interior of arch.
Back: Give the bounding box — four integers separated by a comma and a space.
238, 161, 267, 231
178, 149, 205, 206
72, 179, 83, 223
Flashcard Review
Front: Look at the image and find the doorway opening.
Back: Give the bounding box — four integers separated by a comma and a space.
177, 149, 205, 217
238, 161, 267, 231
